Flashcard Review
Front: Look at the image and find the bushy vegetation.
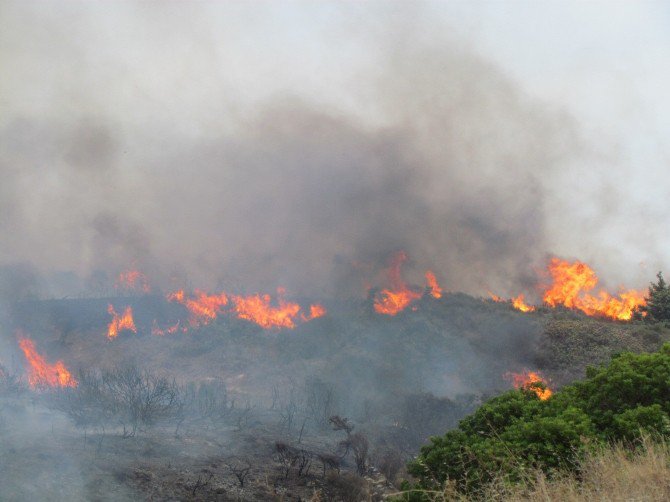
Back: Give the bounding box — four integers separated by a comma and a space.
401, 344, 670, 498
639, 272, 670, 322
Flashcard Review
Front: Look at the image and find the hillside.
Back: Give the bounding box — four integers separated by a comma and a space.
2, 292, 668, 500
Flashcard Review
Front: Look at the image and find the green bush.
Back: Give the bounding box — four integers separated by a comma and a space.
402, 343, 670, 498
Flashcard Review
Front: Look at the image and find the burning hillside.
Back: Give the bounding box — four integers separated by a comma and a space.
491, 257, 646, 320
372, 251, 443, 315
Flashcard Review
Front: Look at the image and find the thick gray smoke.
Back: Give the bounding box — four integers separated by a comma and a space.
0, 2, 578, 298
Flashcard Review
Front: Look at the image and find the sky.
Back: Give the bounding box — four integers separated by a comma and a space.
1, 0, 669, 295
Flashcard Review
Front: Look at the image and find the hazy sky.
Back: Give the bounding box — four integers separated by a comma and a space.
1, 0, 669, 294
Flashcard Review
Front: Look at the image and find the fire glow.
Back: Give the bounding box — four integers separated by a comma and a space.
490, 257, 646, 320
542, 258, 645, 321
506, 370, 552, 400
114, 269, 151, 294
373, 251, 444, 315
18, 337, 77, 389
167, 288, 326, 330
107, 304, 137, 339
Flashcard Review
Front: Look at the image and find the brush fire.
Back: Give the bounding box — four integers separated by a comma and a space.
107, 304, 137, 339
490, 257, 646, 320
2, 5, 665, 499
505, 370, 552, 400
373, 251, 444, 315
165, 287, 326, 331
18, 337, 77, 389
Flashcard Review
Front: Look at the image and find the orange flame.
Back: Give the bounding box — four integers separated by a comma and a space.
168, 289, 229, 326
114, 269, 150, 294
511, 294, 535, 312
373, 251, 422, 315
230, 290, 301, 329
18, 337, 77, 388
301, 303, 327, 322
425, 271, 443, 299
167, 288, 326, 329
542, 258, 645, 320
506, 370, 552, 400
488, 291, 505, 302
107, 304, 137, 339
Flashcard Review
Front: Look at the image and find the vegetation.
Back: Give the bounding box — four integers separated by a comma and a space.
639, 272, 670, 322
398, 437, 670, 501
402, 344, 670, 498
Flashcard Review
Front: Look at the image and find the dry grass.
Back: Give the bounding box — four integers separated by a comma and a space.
397, 437, 670, 501
492, 438, 670, 502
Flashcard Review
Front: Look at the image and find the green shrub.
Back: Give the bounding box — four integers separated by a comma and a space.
403, 343, 670, 498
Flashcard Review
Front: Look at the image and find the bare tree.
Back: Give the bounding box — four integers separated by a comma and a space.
305, 378, 337, 430
330, 415, 369, 476
224, 457, 252, 487
316, 453, 341, 478
275, 442, 299, 479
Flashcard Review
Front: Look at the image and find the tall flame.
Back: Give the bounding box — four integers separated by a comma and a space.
114, 269, 151, 294
425, 270, 443, 299
374, 251, 422, 315
542, 258, 645, 320
373, 252, 444, 315
107, 304, 137, 339
18, 337, 77, 388
506, 370, 552, 400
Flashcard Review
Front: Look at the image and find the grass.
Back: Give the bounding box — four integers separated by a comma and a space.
397, 437, 670, 501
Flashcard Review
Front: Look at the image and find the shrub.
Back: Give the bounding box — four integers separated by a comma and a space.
403, 343, 670, 497
52, 365, 182, 436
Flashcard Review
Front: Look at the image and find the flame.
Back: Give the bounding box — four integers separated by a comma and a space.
425, 270, 443, 299
301, 303, 327, 322
506, 370, 552, 400
168, 289, 229, 326
511, 294, 535, 312
542, 258, 645, 320
107, 304, 137, 339
151, 320, 183, 336
373, 251, 422, 315
231, 289, 303, 329
18, 337, 77, 388
114, 269, 150, 294
167, 288, 325, 329
488, 291, 504, 302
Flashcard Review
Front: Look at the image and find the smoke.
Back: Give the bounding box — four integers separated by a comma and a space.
0, 1, 578, 298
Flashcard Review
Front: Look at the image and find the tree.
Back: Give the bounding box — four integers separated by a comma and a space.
639, 272, 670, 322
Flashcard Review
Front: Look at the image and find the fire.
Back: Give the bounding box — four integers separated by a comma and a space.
506, 370, 552, 400
167, 288, 326, 329
230, 289, 303, 329
114, 269, 150, 294
373, 251, 437, 315
488, 291, 504, 302
18, 337, 77, 388
107, 304, 137, 339
302, 303, 327, 322
425, 271, 443, 299
168, 289, 229, 326
511, 294, 535, 312
542, 258, 645, 320
151, 320, 183, 336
